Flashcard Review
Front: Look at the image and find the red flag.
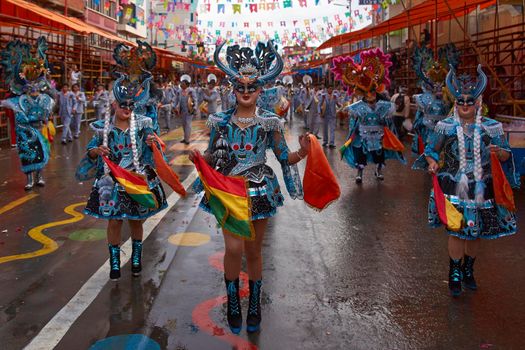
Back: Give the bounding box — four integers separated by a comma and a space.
382, 127, 404, 152
303, 134, 341, 210
152, 142, 186, 197
417, 135, 425, 155
490, 151, 516, 212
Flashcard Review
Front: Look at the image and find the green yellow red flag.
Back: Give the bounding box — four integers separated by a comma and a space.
193, 153, 255, 240
102, 155, 158, 209
339, 131, 355, 159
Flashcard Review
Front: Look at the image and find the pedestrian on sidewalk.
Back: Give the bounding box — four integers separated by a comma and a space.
58, 83, 76, 144
320, 85, 340, 149
71, 83, 86, 139
174, 75, 197, 145
413, 65, 520, 297
189, 41, 310, 335
76, 41, 168, 281
332, 48, 405, 183
0, 36, 55, 190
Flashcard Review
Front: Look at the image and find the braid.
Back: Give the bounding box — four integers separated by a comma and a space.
129, 111, 141, 172
454, 106, 469, 199
473, 106, 484, 203
102, 106, 111, 174
453, 103, 484, 203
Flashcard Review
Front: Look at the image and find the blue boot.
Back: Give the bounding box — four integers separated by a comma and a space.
449, 258, 462, 297
224, 276, 242, 334
246, 280, 262, 333
131, 240, 142, 277
462, 255, 477, 290
108, 244, 121, 281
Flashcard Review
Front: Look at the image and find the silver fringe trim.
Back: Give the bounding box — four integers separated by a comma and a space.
482, 121, 504, 137
434, 119, 458, 135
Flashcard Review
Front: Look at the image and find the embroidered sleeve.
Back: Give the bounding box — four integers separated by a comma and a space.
76, 135, 102, 181
269, 130, 304, 199
424, 130, 446, 162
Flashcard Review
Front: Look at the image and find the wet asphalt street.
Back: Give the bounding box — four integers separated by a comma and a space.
0, 115, 524, 350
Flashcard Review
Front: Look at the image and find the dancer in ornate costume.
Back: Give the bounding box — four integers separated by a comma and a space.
0, 37, 55, 190
411, 44, 459, 154
76, 41, 168, 281
189, 41, 310, 334
414, 65, 520, 297
332, 48, 405, 184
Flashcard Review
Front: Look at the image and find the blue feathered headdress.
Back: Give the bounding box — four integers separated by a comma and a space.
0, 37, 53, 96
446, 64, 488, 100
413, 43, 460, 91
214, 41, 283, 87
112, 40, 156, 107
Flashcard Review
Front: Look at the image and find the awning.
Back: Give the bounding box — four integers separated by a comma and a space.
1, 0, 128, 44
316, 0, 496, 51
68, 17, 129, 44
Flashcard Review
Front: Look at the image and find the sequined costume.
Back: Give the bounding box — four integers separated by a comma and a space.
411, 91, 451, 154
0, 37, 55, 189
411, 45, 459, 154
344, 99, 405, 168
1, 94, 53, 173
76, 40, 167, 220
196, 108, 303, 220
77, 118, 167, 220
414, 116, 519, 239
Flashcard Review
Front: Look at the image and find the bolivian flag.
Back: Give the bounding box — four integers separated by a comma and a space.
102, 156, 158, 209
193, 153, 255, 240
432, 174, 463, 231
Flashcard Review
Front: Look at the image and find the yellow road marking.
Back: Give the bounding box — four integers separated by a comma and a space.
168, 232, 210, 247
0, 202, 86, 264
0, 194, 39, 215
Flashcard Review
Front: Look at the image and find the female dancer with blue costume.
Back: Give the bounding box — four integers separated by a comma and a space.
0, 37, 55, 190
414, 65, 520, 297
76, 41, 168, 280
189, 41, 310, 334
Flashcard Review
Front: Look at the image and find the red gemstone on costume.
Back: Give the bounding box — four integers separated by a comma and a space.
245, 144, 253, 151
232, 144, 240, 151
